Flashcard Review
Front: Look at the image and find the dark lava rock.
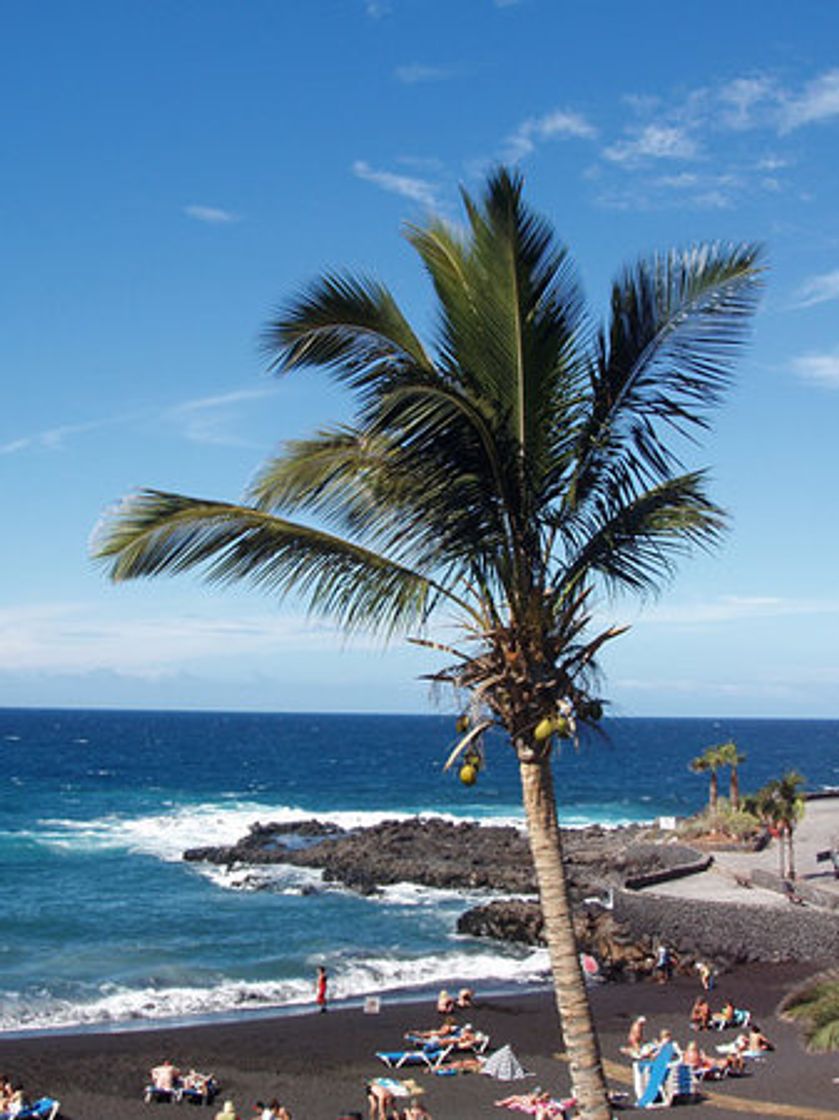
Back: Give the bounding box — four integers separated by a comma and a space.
182, 816, 657, 895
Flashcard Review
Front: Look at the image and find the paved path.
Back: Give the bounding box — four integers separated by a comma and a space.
639, 795, 839, 908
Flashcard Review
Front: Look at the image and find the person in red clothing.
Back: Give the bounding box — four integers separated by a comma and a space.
315, 966, 328, 1013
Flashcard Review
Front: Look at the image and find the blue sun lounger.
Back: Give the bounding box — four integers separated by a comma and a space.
1, 1099, 61, 1120
635, 1042, 675, 1108
376, 1046, 443, 1070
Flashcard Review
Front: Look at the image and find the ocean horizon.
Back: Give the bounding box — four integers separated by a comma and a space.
3, 707, 837, 1037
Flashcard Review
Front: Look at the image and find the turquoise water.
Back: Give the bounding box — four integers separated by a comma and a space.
1, 709, 837, 1034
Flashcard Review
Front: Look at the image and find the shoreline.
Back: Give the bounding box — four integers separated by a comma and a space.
3, 963, 838, 1120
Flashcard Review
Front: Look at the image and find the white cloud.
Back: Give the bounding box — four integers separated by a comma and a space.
0, 603, 372, 676
394, 64, 453, 84
629, 595, 839, 626
603, 123, 698, 164
352, 160, 439, 208
717, 76, 777, 129
0, 416, 128, 455
780, 69, 839, 131
504, 108, 597, 161
184, 204, 239, 225
792, 269, 839, 309
791, 351, 839, 388
165, 387, 281, 446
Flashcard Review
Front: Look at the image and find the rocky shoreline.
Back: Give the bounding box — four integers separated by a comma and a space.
183, 815, 839, 975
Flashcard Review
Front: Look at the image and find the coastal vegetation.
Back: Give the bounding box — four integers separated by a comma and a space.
93, 169, 762, 1120
779, 968, 839, 1051
689, 739, 746, 812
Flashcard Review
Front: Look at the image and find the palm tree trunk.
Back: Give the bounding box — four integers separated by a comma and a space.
518, 754, 611, 1120
730, 768, 740, 811
709, 769, 718, 812
787, 829, 797, 880
778, 825, 787, 878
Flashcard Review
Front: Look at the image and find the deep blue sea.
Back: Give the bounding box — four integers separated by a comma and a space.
2, 708, 838, 1037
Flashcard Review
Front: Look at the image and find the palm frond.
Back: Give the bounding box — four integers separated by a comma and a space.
560, 471, 727, 594
93, 489, 444, 637
571, 243, 763, 509
263, 272, 434, 394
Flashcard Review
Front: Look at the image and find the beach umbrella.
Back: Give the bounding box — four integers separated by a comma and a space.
481, 1044, 531, 1080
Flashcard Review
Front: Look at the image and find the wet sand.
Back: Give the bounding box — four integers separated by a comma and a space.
3, 961, 839, 1120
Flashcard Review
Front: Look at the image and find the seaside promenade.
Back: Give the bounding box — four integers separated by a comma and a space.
641, 794, 839, 908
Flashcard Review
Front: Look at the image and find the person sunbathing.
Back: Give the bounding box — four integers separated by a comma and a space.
690, 996, 711, 1030
408, 1018, 460, 1042
455, 988, 473, 1009
436, 989, 454, 1014
747, 1024, 774, 1052
151, 1060, 180, 1091
710, 1000, 735, 1029
683, 1040, 734, 1078
446, 1024, 483, 1051
6, 1087, 30, 1118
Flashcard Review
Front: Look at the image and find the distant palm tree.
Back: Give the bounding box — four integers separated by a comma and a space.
690, 745, 725, 811
93, 169, 762, 1120
779, 968, 839, 1051
774, 769, 807, 880
752, 770, 806, 878
715, 740, 746, 810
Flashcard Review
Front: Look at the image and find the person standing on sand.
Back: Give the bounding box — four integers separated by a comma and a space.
316, 965, 328, 1012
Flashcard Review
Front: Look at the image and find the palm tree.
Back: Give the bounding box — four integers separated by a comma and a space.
92, 169, 762, 1120
715, 739, 746, 810
774, 769, 806, 880
690, 745, 724, 812
752, 770, 806, 878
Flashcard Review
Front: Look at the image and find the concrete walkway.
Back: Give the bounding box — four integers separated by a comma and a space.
639, 795, 839, 909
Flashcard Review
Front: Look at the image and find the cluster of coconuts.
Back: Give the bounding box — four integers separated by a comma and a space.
533, 698, 603, 745
455, 714, 483, 785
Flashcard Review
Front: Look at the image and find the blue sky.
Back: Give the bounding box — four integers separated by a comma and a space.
3, 0, 839, 716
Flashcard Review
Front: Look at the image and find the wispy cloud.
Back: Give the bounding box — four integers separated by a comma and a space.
780, 69, 839, 132
717, 75, 778, 130
165, 386, 280, 446
603, 123, 699, 165
791, 350, 839, 388
352, 160, 439, 208
0, 386, 278, 456
0, 603, 372, 675
394, 63, 455, 85
184, 204, 239, 225
629, 595, 839, 626
364, 0, 391, 18
792, 268, 839, 309
0, 416, 130, 455
504, 108, 597, 161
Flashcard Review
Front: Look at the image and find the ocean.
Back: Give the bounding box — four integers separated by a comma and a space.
2, 708, 838, 1037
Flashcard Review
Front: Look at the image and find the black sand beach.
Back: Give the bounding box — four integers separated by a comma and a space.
4, 962, 839, 1120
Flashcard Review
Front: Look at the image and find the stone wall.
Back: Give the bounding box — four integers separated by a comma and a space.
613, 889, 839, 965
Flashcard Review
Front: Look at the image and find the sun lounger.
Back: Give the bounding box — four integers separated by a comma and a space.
1, 1099, 61, 1120
633, 1043, 697, 1108
375, 1046, 443, 1070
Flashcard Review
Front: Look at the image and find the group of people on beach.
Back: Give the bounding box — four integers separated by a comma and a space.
435, 987, 472, 1014
622, 996, 775, 1082
149, 1060, 217, 1101
688, 995, 761, 1033
0, 1074, 29, 1117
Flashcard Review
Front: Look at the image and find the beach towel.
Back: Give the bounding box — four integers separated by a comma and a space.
481, 1045, 531, 1081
